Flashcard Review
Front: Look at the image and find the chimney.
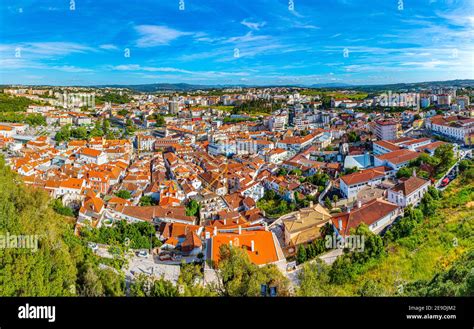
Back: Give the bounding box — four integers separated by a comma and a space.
229, 240, 233, 247
412, 168, 416, 177
213, 226, 217, 236
338, 219, 343, 231
251, 240, 255, 252
296, 213, 301, 222
309, 201, 314, 208
223, 219, 227, 225
357, 200, 362, 208
238, 225, 242, 235
264, 222, 269, 231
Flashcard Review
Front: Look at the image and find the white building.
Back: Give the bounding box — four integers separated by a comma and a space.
374, 149, 420, 170
426, 115, 474, 143
375, 120, 398, 140
388, 175, 430, 208
78, 148, 108, 165
339, 166, 394, 199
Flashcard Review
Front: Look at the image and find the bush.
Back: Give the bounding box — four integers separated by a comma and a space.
115, 190, 132, 199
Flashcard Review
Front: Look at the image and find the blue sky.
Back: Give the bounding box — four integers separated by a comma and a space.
0, 0, 473, 86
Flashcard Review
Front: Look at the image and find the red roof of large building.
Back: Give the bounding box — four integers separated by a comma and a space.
331, 198, 399, 237
375, 149, 419, 165
341, 166, 392, 186
210, 229, 282, 266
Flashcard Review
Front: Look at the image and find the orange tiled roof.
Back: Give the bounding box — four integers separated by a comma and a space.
210, 229, 280, 266
331, 198, 398, 237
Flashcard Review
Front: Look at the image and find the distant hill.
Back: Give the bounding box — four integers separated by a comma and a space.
346, 79, 474, 92
309, 82, 352, 88
94, 83, 224, 92
5, 79, 473, 93
95, 79, 473, 92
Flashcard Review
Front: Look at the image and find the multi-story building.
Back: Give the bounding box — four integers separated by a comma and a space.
388, 175, 430, 208
375, 120, 398, 140
426, 115, 474, 143
339, 166, 394, 199
437, 94, 452, 106
373, 149, 420, 170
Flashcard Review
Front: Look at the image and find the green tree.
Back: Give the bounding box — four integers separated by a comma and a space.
129, 274, 179, 297
71, 126, 88, 140
115, 190, 131, 199
434, 144, 454, 174
55, 125, 71, 142
297, 261, 332, 296
102, 119, 110, 134
215, 245, 290, 296
139, 195, 155, 206
277, 168, 288, 176
324, 197, 332, 210
0, 156, 125, 296
296, 245, 307, 264
178, 263, 215, 296
185, 200, 200, 217
347, 131, 360, 143
290, 169, 302, 176
51, 199, 74, 217
396, 167, 412, 179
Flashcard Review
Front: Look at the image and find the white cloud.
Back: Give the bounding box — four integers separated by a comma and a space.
111, 64, 192, 74
241, 19, 266, 30
99, 44, 118, 50
0, 42, 95, 57
51, 65, 93, 73
135, 25, 192, 47
224, 32, 270, 44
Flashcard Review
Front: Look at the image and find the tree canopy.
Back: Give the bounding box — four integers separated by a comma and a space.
0, 156, 123, 296
215, 245, 290, 296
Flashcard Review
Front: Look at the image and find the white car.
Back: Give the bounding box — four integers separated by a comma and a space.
88, 242, 98, 252
137, 250, 149, 258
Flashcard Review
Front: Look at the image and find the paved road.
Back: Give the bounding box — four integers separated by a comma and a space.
436, 150, 470, 190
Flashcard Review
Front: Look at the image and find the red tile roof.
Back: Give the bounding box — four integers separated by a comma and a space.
331, 198, 399, 237
341, 166, 392, 186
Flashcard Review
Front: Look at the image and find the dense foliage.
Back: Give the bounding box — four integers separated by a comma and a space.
0, 112, 46, 126
405, 145, 456, 179
0, 93, 42, 112
403, 250, 474, 296
115, 190, 132, 199
55, 120, 116, 142
257, 190, 296, 218
0, 156, 124, 296
298, 168, 474, 296
96, 92, 131, 105
51, 199, 75, 217
80, 220, 161, 250
214, 245, 290, 296
185, 199, 200, 217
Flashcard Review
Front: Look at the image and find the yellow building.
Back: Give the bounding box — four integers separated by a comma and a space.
281, 203, 332, 250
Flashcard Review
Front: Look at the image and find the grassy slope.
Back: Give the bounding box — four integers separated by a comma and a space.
325, 178, 473, 296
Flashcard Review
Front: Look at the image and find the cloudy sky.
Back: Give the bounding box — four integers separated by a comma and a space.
0, 0, 473, 86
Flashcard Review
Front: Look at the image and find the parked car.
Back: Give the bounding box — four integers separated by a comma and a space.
88, 242, 98, 252
137, 250, 149, 258
159, 254, 172, 261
